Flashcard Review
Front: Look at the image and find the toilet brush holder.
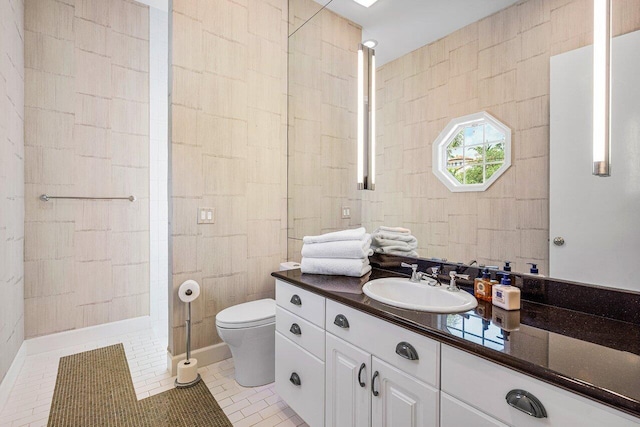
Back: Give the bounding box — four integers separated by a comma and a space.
175, 280, 202, 388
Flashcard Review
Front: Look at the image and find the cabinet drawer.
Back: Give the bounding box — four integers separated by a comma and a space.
275, 332, 324, 427
276, 306, 325, 361
276, 279, 325, 327
441, 345, 640, 427
326, 300, 439, 387
441, 392, 508, 427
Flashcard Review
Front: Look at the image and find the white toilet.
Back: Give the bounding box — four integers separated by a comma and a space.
216, 262, 299, 387
216, 298, 276, 387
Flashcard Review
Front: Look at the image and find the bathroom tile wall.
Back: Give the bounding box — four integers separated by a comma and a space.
361, 0, 640, 274
23, 0, 151, 337
287, 0, 362, 260
0, 0, 25, 382
169, 0, 288, 355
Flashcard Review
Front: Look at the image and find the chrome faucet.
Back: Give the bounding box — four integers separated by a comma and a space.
401, 263, 431, 284
448, 271, 470, 292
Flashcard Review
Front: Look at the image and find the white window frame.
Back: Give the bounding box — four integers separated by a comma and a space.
432, 111, 512, 192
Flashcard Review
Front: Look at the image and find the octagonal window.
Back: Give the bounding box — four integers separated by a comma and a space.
432, 112, 511, 192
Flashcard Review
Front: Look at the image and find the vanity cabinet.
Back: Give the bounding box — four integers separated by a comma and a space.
275, 279, 640, 427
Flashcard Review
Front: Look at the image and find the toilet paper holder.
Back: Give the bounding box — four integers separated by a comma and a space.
175, 280, 202, 389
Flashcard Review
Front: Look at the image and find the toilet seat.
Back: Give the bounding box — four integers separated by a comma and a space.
216, 298, 276, 329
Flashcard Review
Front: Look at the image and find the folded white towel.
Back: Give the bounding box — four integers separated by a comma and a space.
380, 249, 419, 258
372, 233, 418, 246
300, 257, 371, 277
373, 244, 417, 254
375, 226, 412, 235
301, 234, 372, 259
303, 227, 366, 244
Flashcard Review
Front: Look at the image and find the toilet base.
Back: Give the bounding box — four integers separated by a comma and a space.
216, 322, 276, 387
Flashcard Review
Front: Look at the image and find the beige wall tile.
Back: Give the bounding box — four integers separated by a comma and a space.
23, 0, 150, 338
169, 0, 287, 357
75, 0, 110, 26
110, 0, 149, 40
75, 18, 108, 56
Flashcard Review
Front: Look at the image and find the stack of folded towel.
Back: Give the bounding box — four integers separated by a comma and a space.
371, 226, 419, 257
300, 227, 372, 277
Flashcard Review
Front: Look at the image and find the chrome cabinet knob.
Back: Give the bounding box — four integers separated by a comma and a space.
553, 236, 565, 246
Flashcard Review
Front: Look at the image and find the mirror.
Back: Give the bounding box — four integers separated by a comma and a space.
287, 0, 640, 291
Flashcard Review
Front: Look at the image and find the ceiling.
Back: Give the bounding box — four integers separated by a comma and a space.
315, 0, 520, 65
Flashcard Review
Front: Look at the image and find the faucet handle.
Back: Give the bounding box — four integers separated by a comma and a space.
401, 262, 418, 273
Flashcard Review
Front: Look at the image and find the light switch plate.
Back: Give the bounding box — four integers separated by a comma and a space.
198, 207, 215, 224
341, 206, 351, 219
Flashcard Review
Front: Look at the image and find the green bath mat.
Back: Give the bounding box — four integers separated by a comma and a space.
48, 343, 232, 427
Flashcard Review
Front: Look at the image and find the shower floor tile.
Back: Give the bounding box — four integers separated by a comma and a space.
0, 328, 307, 427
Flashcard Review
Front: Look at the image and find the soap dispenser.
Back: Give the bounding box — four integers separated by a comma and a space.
492, 273, 521, 310
503, 261, 512, 272
474, 268, 493, 302
527, 262, 545, 277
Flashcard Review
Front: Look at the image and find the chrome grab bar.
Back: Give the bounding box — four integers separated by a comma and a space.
40, 194, 136, 202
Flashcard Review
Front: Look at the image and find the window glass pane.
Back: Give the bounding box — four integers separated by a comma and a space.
448, 167, 464, 184
485, 142, 505, 162
485, 123, 505, 143
464, 124, 483, 145
465, 144, 485, 164
464, 164, 484, 184
485, 163, 502, 179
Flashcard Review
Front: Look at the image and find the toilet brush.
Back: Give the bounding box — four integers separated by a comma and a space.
175, 279, 202, 388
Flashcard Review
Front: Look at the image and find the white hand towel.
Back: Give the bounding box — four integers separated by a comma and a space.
303, 227, 366, 244
300, 257, 371, 277
372, 233, 418, 246
301, 234, 373, 259
375, 226, 412, 235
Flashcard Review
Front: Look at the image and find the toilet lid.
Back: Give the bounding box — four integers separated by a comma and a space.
216, 298, 276, 329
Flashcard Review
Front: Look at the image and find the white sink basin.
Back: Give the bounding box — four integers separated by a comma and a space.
363, 277, 478, 313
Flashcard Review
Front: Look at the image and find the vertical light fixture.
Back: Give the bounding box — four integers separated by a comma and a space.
593, 0, 612, 176
357, 44, 376, 190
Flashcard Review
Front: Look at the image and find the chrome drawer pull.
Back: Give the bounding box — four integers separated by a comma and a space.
357, 363, 366, 388
289, 323, 302, 335
505, 389, 547, 418
290, 294, 302, 306
289, 372, 301, 386
371, 371, 379, 396
395, 342, 419, 360
333, 314, 350, 329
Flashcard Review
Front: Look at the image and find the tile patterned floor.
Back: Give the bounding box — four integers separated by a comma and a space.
0, 327, 307, 427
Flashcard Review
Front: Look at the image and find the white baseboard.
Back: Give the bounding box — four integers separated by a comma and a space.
24, 316, 152, 356
0, 342, 27, 413
168, 342, 231, 375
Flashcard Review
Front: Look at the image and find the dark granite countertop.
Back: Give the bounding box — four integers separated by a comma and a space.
272, 267, 640, 419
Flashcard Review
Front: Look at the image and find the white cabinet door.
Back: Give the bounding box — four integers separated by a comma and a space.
326, 333, 371, 427
275, 332, 325, 427
371, 357, 439, 427
441, 392, 508, 427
